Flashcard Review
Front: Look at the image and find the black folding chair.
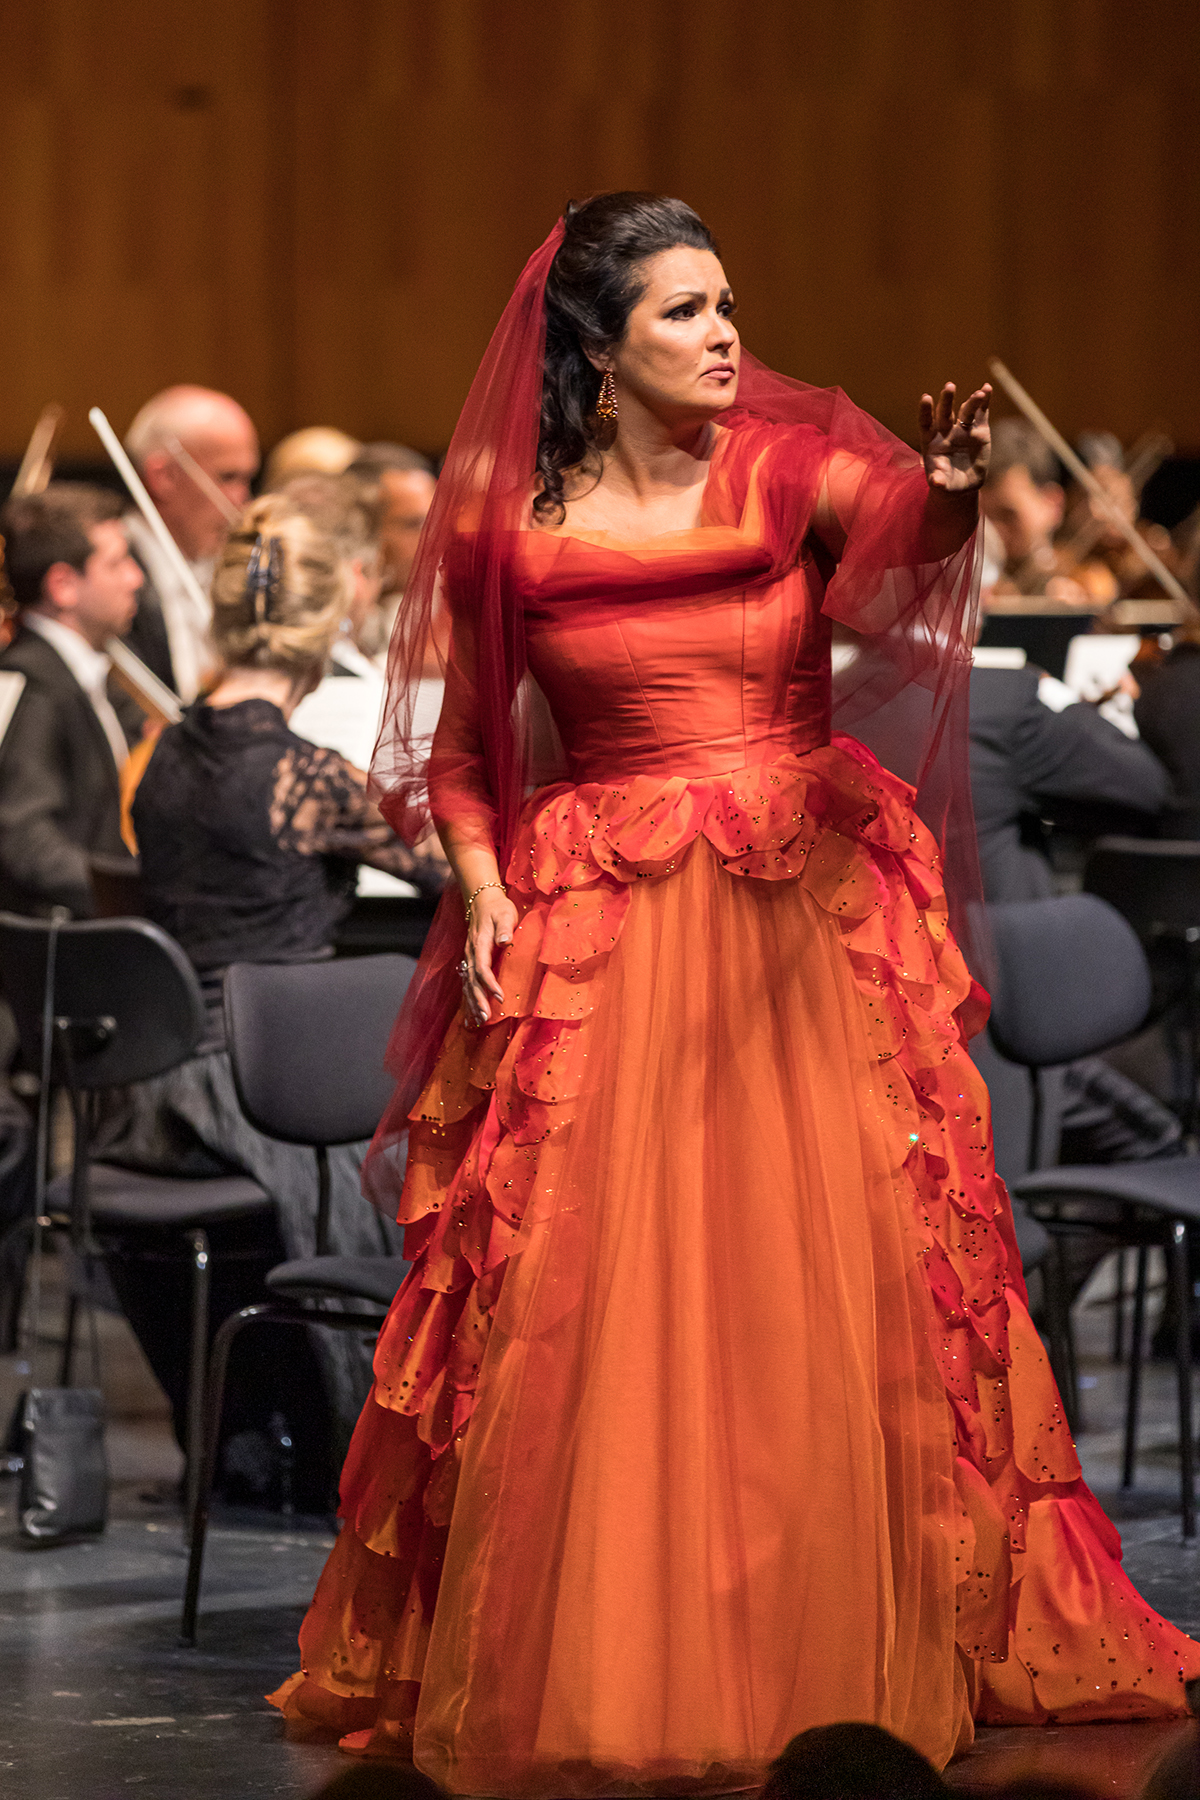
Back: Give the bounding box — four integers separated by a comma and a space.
1084, 836, 1200, 1140
182, 951, 416, 1642
988, 894, 1200, 1535
0, 914, 273, 1524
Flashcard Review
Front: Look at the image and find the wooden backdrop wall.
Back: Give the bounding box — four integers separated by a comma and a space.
3, 0, 1198, 463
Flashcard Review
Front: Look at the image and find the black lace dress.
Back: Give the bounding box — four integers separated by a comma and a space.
95, 700, 445, 1508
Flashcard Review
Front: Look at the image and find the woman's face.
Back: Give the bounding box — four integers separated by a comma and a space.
602, 245, 740, 424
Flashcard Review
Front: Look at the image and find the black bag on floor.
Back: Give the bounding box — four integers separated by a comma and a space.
18, 1386, 107, 1539
14, 910, 108, 1542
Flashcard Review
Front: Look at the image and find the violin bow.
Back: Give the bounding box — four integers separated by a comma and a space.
88, 406, 212, 621
164, 433, 241, 527
988, 360, 1195, 613
11, 404, 65, 498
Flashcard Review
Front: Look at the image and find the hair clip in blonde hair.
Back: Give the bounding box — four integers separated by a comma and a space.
245, 534, 282, 626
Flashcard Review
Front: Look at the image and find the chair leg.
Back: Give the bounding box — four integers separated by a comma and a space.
1123, 1244, 1150, 1491
1111, 1248, 1128, 1365
58, 1293, 78, 1388
181, 1301, 277, 1646
1044, 1236, 1080, 1435
180, 1304, 392, 1644
1170, 1221, 1196, 1538
183, 1230, 211, 1532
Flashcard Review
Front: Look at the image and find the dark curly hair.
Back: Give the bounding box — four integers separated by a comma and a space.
535, 192, 720, 524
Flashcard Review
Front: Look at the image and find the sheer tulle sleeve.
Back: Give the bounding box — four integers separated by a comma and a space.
816, 392, 981, 957
721, 373, 982, 970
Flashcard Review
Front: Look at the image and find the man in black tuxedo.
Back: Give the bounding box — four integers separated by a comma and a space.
0, 484, 143, 917
970, 657, 1178, 1180
969, 659, 1170, 902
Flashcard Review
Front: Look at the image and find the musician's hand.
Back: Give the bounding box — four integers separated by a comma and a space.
919, 382, 991, 494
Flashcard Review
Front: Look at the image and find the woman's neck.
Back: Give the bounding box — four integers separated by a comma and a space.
602, 409, 716, 503
554, 409, 722, 538
205, 665, 313, 721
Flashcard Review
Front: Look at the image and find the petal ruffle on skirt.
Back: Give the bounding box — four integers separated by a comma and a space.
271, 738, 1200, 1794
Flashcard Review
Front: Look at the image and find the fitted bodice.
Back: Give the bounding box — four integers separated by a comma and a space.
512, 426, 833, 784
521, 541, 832, 784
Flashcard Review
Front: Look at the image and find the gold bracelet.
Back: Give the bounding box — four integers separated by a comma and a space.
465, 880, 506, 913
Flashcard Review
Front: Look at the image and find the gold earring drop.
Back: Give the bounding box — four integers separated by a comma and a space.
596, 369, 618, 424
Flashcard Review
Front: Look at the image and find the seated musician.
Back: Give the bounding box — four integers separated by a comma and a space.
122, 385, 260, 702
1057, 430, 1180, 602
980, 419, 1090, 603
94, 495, 436, 1510
281, 471, 397, 773
0, 485, 141, 917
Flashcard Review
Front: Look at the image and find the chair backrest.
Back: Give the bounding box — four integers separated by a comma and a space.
1084, 835, 1200, 940
987, 893, 1151, 1069
0, 913, 206, 1089
223, 953, 417, 1147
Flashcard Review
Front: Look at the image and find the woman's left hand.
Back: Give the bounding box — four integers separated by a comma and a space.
918, 381, 991, 494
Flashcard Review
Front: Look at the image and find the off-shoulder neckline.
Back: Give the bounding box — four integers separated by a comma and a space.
526, 423, 742, 552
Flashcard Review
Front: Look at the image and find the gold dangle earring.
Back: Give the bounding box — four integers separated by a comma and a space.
596, 369, 618, 425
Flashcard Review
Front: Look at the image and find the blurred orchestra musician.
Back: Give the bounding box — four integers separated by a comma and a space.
283, 471, 392, 763
122, 385, 260, 701
282, 471, 450, 888
344, 442, 437, 664
1056, 430, 1181, 602
0, 485, 141, 917
262, 425, 362, 491
979, 418, 1090, 603
1134, 616, 1200, 837
96, 495, 437, 1503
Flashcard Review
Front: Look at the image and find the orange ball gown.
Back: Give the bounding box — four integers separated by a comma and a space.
270, 421, 1200, 1794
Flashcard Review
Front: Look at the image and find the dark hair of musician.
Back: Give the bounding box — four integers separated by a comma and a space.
0, 483, 125, 610
535, 192, 719, 525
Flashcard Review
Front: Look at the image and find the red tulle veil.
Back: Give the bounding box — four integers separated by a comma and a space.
364, 215, 983, 1200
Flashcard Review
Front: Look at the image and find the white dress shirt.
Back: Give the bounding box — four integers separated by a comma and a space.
22, 612, 129, 771
125, 513, 215, 704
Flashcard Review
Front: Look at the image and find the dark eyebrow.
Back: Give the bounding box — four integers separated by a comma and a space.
661, 287, 734, 306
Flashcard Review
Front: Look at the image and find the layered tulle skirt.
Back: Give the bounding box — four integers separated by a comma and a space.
271, 736, 1199, 1793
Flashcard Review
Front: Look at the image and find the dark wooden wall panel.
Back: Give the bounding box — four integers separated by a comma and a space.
2, 0, 1197, 463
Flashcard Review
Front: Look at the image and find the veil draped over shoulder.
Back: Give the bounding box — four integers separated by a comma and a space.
365, 217, 983, 1193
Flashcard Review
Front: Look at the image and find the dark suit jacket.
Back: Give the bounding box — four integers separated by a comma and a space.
123, 545, 178, 695
1134, 643, 1200, 837
969, 666, 1169, 902
0, 627, 131, 917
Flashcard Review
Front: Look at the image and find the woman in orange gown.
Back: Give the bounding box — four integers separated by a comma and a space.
271, 194, 1200, 1793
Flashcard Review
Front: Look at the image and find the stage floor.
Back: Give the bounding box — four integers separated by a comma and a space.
0, 1255, 1197, 1800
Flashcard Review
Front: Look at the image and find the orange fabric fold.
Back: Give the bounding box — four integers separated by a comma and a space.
271, 740, 1199, 1792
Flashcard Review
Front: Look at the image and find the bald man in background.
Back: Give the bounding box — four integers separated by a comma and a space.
122, 385, 259, 701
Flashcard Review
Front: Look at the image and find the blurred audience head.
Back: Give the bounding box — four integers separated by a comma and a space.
263, 426, 363, 491
347, 443, 435, 597
280, 471, 383, 644
308, 1764, 446, 1800
981, 418, 1065, 566
211, 493, 348, 687
125, 385, 260, 564
762, 1722, 947, 1800
0, 483, 141, 649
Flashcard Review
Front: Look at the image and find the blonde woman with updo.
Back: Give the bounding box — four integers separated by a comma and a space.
95, 495, 444, 1513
